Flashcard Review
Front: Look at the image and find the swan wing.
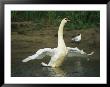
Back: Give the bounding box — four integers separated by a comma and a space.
66, 47, 94, 57
22, 48, 55, 62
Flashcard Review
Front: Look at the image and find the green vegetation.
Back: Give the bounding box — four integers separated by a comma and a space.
11, 11, 100, 29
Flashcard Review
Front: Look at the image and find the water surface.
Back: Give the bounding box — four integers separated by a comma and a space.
11, 55, 100, 77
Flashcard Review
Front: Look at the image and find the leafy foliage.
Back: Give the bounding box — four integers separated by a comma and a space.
11, 11, 100, 29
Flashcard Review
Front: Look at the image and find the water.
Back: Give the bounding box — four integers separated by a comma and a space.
11, 28, 100, 77
11, 55, 100, 77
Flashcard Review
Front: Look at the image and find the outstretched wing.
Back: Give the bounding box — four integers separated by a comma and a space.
66, 47, 94, 58
22, 48, 55, 62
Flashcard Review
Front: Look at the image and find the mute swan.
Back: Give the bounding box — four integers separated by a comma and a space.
22, 18, 94, 67
71, 33, 81, 43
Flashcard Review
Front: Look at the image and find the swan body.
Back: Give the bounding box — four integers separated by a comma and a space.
22, 18, 94, 67
71, 33, 81, 42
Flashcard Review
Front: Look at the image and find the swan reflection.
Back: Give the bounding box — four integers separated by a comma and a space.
47, 67, 66, 77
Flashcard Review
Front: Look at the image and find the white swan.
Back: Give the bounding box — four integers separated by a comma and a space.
71, 33, 81, 42
22, 18, 94, 67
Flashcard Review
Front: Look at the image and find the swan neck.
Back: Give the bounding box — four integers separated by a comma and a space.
58, 23, 65, 35
58, 22, 66, 48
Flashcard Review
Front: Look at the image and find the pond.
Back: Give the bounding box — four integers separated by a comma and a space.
11, 53, 100, 77
11, 28, 100, 77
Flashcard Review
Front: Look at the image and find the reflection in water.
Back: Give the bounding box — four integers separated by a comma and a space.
72, 60, 84, 76
42, 60, 83, 77
75, 61, 82, 71
46, 67, 66, 77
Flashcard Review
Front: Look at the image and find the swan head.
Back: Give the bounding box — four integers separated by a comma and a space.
61, 18, 70, 24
